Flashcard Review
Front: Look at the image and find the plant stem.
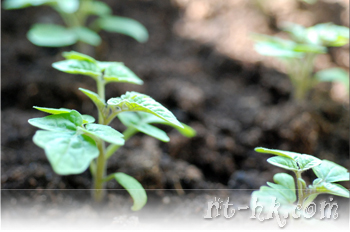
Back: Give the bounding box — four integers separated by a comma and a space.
105, 127, 138, 160
295, 171, 304, 206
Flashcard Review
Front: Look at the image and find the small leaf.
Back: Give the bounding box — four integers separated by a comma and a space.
33, 106, 72, 115
312, 160, 350, 183
79, 88, 106, 115
73, 27, 101, 46
27, 24, 77, 47
79, 124, 124, 145
106, 92, 183, 128
56, 0, 79, 13
82, 115, 95, 124
83, 0, 112, 16
254, 42, 302, 58
95, 16, 149, 43
52, 59, 101, 79
315, 68, 349, 90
282, 22, 307, 43
62, 51, 97, 63
28, 111, 83, 132
308, 23, 349, 47
104, 63, 143, 85
33, 130, 99, 175
312, 182, 349, 198
267, 156, 299, 171
254, 147, 299, 159
294, 154, 322, 171
96, 61, 123, 71
112, 172, 147, 211
273, 173, 296, 195
3, 0, 50, 9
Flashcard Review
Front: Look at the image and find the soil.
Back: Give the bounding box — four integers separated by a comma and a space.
1, 0, 349, 230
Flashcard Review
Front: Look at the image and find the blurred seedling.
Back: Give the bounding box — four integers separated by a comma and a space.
253, 22, 349, 101
251, 147, 349, 218
3, 0, 148, 50
28, 51, 196, 210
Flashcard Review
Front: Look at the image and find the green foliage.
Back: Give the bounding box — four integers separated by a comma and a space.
252, 22, 349, 101
252, 147, 349, 214
29, 51, 196, 210
3, 0, 149, 47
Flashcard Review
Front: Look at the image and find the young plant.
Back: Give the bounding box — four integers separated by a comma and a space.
253, 23, 349, 101
28, 51, 196, 210
251, 147, 349, 215
3, 0, 148, 49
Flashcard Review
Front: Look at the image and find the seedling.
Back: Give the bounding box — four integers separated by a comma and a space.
28, 51, 196, 210
251, 147, 349, 216
3, 0, 148, 48
253, 23, 349, 101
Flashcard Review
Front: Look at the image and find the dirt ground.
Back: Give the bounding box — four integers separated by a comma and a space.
1, 0, 349, 229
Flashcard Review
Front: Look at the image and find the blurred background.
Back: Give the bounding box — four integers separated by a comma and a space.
1, 0, 349, 198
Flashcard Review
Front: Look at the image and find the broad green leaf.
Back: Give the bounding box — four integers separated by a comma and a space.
254, 42, 302, 58
312, 160, 350, 183
315, 68, 349, 90
79, 88, 106, 114
56, 0, 79, 13
27, 24, 77, 47
33, 130, 99, 175
52, 59, 101, 79
104, 63, 143, 85
28, 111, 83, 132
312, 182, 349, 198
308, 23, 349, 47
293, 43, 326, 54
112, 172, 147, 211
106, 92, 183, 128
3, 0, 52, 9
294, 154, 322, 171
273, 173, 296, 195
95, 16, 149, 43
73, 27, 101, 46
118, 112, 169, 142
96, 61, 123, 71
254, 147, 299, 159
83, 0, 112, 16
82, 115, 95, 124
79, 123, 124, 145
33, 106, 72, 115
267, 156, 299, 171
62, 51, 97, 63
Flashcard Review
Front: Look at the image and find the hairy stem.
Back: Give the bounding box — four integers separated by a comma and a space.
295, 171, 304, 206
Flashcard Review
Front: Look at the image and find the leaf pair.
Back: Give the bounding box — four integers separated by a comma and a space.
28, 108, 124, 175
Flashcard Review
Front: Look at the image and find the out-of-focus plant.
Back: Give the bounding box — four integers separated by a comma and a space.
3, 0, 148, 49
251, 147, 349, 217
253, 23, 349, 101
28, 51, 196, 210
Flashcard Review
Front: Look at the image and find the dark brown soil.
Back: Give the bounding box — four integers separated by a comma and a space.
1, 0, 349, 227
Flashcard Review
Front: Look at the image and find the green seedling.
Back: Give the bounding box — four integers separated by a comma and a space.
251, 147, 349, 215
3, 0, 148, 48
253, 23, 349, 101
28, 51, 196, 210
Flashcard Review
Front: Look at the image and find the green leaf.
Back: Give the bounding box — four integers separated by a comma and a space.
118, 112, 169, 142
3, 0, 51, 9
312, 182, 349, 198
82, 115, 95, 124
33, 130, 99, 175
254, 42, 302, 58
83, 0, 112, 16
56, 0, 79, 13
106, 92, 183, 128
79, 124, 124, 145
79, 88, 106, 115
52, 59, 101, 79
293, 43, 326, 54
267, 156, 299, 171
103, 63, 143, 85
62, 51, 97, 63
312, 160, 350, 183
95, 16, 149, 43
254, 147, 299, 159
27, 24, 77, 47
315, 68, 349, 90
294, 154, 322, 171
282, 22, 307, 43
308, 23, 349, 47
112, 172, 147, 211
33, 106, 72, 115
73, 27, 102, 46
96, 61, 122, 71
251, 173, 297, 214
28, 111, 83, 132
